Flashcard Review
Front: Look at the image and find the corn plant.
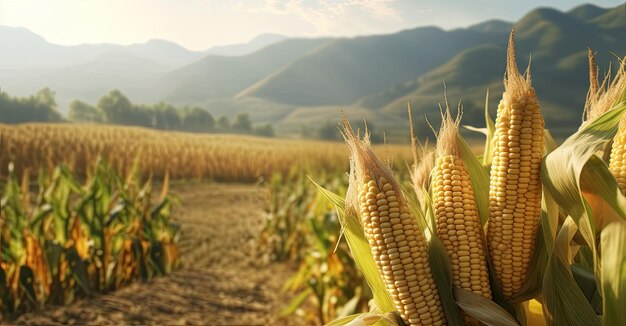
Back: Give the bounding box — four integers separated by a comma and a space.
0, 124, 411, 182
318, 32, 626, 326
0, 159, 179, 320
260, 170, 377, 324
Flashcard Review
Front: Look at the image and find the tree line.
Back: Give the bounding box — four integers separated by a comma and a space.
0, 88, 62, 123
0, 88, 274, 137
0, 88, 380, 141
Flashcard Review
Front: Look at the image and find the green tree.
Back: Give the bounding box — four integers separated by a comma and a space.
68, 100, 103, 122
254, 123, 275, 137
159, 104, 181, 130
232, 113, 252, 133
317, 121, 340, 140
35, 88, 57, 109
0, 89, 62, 123
97, 90, 132, 124
182, 107, 215, 132
217, 116, 230, 130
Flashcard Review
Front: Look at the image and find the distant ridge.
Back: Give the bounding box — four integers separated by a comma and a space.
0, 3, 625, 139
205, 33, 288, 56
567, 3, 609, 21
468, 19, 514, 33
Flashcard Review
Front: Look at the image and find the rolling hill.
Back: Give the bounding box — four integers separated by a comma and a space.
362, 4, 626, 138
204, 33, 287, 56
0, 28, 289, 109
155, 38, 332, 103
237, 27, 509, 106
0, 3, 624, 140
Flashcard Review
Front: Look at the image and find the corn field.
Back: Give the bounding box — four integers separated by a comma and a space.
0, 124, 412, 182
0, 160, 179, 320
267, 32, 626, 325
260, 171, 373, 324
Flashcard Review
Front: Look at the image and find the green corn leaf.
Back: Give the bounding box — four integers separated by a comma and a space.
28, 204, 52, 231
325, 311, 400, 326
0, 266, 12, 315
600, 221, 626, 325
310, 177, 345, 211
428, 235, 464, 326
132, 238, 149, 280
281, 287, 312, 316
66, 246, 92, 295
571, 264, 602, 314
325, 313, 362, 326
311, 179, 395, 314
457, 133, 490, 226
337, 208, 395, 314
18, 265, 37, 306
543, 218, 600, 326
542, 101, 626, 246
454, 288, 519, 326
541, 189, 559, 253
149, 240, 165, 276
43, 240, 63, 278
337, 295, 361, 319
540, 99, 626, 323
579, 155, 626, 223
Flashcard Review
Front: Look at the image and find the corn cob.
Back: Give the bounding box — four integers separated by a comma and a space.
595, 56, 626, 193
487, 31, 544, 298
432, 110, 491, 325
610, 117, 626, 194
343, 118, 446, 326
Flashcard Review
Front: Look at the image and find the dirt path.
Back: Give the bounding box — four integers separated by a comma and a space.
13, 183, 307, 325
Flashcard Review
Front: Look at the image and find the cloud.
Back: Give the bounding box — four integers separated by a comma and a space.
234, 0, 402, 34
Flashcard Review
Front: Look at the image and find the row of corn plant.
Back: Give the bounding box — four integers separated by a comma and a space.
316, 31, 626, 325
261, 164, 414, 323
260, 168, 385, 324
260, 170, 371, 324
0, 124, 412, 182
0, 159, 180, 321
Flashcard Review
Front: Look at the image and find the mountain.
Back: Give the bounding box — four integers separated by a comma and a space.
126, 39, 206, 67
0, 27, 287, 71
468, 19, 514, 33
204, 33, 287, 56
155, 38, 332, 103
0, 26, 111, 69
1, 3, 625, 139
591, 4, 626, 29
567, 4, 608, 21
0, 26, 206, 70
349, 4, 626, 139
0, 28, 289, 109
237, 27, 509, 106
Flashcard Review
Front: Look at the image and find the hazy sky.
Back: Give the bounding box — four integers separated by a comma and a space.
0, 0, 623, 50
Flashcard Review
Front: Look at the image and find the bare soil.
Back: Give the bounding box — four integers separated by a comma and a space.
12, 183, 309, 326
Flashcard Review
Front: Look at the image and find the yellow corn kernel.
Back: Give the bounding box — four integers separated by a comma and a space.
433, 110, 491, 325
343, 115, 446, 326
358, 175, 446, 326
487, 31, 544, 298
610, 118, 626, 194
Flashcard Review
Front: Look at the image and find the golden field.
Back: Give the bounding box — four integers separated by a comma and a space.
0, 123, 414, 182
